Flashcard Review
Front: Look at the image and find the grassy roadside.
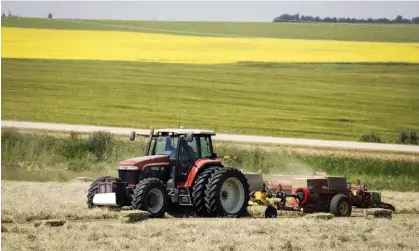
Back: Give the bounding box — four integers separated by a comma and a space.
3, 17, 419, 42
2, 129, 418, 191
2, 59, 419, 142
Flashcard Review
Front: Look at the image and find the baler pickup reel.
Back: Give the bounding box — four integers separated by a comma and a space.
249, 182, 309, 218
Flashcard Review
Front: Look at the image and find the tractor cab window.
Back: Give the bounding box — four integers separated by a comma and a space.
179, 136, 197, 161
200, 136, 212, 158
153, 135, 178, 158
152, 134, 212, 160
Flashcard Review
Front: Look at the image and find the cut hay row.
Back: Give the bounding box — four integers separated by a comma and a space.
1, 181, 418, 225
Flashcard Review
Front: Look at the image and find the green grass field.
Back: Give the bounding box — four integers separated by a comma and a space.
2, 17, 419, 42
2, 59, 419, 141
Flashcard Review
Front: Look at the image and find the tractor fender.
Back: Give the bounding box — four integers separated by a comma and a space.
294, 187, 310, 205
183, 159, 223, 188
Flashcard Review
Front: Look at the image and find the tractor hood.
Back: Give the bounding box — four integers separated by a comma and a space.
119, 155, 169, 170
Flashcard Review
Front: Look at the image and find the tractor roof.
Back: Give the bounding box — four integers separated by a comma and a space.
155, 128, 216, 136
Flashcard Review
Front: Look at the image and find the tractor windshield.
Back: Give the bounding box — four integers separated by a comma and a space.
154, 135, 179, 158
152, 134, 213, 160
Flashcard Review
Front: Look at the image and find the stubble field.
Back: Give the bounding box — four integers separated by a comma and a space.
1, 181, 419, 251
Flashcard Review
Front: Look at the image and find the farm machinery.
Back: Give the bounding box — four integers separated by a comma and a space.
87, 127, 250, 218
87, 126, 395, 219
249, 175, 396, 218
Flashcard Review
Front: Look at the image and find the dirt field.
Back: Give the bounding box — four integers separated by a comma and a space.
1, 181, 419, 250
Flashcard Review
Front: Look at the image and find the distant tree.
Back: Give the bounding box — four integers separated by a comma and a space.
8, 11, 12, 17
273, 13, 417, 24
394, 15, 403, 23
48, 13, 53, 19
305, 15, 314, 22
2, 12, 5, 17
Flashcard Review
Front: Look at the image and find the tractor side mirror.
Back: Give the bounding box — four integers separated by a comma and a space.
129, 131, 136, 141
186, 132, 194, 142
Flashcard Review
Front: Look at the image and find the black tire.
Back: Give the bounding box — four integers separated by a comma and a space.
131, 178, 168, 218
205, 168, 250, 217
192, 166, 221, 216
265, 206, 277, 218
330, 194, 352, 217
87, 176, 120, 208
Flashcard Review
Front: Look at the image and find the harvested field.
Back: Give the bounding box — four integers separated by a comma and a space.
2, 215, 419, 251
1, 181, 419, 251
1, 181, 418, 222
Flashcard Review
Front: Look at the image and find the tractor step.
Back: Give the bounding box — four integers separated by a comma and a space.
179, 188, 193, 206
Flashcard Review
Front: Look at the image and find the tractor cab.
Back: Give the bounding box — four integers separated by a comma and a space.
149, 129, 216, 179
132, 128, 217, 182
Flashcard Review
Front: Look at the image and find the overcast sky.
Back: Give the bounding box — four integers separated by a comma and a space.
2, 1, 418, 22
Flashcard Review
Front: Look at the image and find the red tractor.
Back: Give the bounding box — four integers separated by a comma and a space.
87, 127, 250, 218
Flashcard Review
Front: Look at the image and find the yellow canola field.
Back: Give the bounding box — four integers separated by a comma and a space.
2, 27, 419, 64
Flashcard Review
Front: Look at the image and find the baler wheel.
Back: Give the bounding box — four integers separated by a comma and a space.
265, 206, 277, 218
330, 194, 352, 217
192, 166, 221, 216
205, 168, 250, 217
87, 176, 120, 208
131, 178, 168, 218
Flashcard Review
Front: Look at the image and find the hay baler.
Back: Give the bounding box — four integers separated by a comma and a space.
250, 176, 395, 218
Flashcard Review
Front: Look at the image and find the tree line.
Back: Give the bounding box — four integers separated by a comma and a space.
2, 12, 53, 18
273, 14, 419, 24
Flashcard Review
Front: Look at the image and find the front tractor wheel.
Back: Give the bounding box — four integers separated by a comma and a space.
87, 176, 119, 208
205, 168, 250, 217
131, 178, 168, 218
330, 194, 352, 217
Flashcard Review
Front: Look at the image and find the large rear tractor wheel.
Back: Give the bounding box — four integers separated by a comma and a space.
330, 194, 352, 217
87, 176, 120, 208
205, 168, 250, 217
131, 178, 168, 218
192, 166, 221, 216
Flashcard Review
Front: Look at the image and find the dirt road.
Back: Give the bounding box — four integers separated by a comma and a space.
2, 120, 418, 153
